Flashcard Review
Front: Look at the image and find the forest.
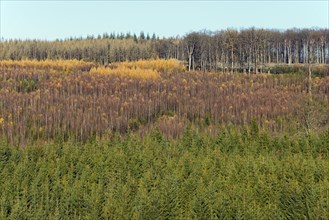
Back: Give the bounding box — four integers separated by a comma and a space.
1, 28, 328, 73
0, 27, 329, 219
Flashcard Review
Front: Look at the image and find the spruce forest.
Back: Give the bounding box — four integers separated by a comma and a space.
1, 27, 329, 219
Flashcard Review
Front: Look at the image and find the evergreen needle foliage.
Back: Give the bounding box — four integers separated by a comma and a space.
1, 129, 329, 219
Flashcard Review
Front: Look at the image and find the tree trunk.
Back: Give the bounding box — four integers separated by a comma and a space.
231, 48, 234, 74
276, 43, 279, 64
308, 64, 312, 100
188, 53, 192, 71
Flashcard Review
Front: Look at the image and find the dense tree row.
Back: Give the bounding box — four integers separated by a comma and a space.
0, 60, 328, 145
1, 128, 329, 219
1, 28, 328, 72
184, 28, 329, 73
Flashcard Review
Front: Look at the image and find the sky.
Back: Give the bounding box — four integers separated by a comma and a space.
0, 0, 328, 40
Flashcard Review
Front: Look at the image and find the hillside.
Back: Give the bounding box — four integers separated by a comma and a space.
0, 59, 329, 219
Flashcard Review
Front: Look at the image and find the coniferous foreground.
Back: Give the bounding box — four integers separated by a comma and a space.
1, 129, 329, 219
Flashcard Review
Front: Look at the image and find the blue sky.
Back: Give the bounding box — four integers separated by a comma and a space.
1, 0, 328, 40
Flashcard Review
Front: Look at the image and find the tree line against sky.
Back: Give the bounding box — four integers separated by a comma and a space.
1, 28, 328, 73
